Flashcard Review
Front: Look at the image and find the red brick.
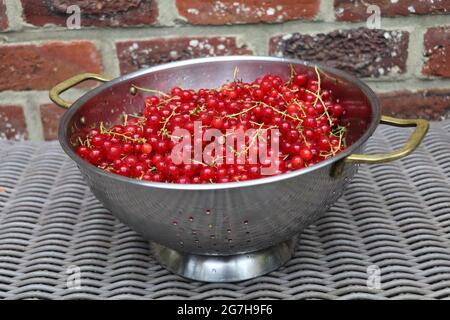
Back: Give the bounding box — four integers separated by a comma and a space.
0, 105, 28, 141
423, 26, 450, 78
21, 0, 157, 27
0, 41, 103, 91
176, 0, 319, 24
116, 37, 253, 74
0, 0, 7, 31
270, 28, 409, 78
378, 89, 450, 120
40, 104, 66, 140
335, 0, 450, 21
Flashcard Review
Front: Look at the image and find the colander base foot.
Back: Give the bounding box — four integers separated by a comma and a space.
151, 237, 297, 282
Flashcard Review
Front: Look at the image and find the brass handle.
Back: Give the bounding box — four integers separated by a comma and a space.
345, 115, 429, 164
49, 73, 111, 109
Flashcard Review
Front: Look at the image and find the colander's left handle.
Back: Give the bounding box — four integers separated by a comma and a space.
49, 73, 111, 109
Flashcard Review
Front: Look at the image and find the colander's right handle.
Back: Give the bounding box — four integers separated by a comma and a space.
345, 115, 429, 164
332, 116, 428, 177
49, 73, 111, 109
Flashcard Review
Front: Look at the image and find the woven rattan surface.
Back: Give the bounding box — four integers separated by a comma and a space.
0, 121, 450, 299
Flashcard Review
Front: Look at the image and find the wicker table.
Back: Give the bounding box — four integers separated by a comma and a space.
1, 120, 450, 299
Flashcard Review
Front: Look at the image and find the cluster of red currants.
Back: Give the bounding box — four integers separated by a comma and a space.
75, 67, 347, 183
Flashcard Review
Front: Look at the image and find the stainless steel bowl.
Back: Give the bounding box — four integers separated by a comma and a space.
50, 56, 428, 282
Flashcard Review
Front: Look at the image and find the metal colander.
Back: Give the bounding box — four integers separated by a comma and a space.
50, 56, 428, 282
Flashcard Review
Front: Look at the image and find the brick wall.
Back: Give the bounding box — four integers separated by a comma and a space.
0, 0, 449, 141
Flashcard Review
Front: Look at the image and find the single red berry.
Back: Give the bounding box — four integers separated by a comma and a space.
299, 147, 313, 161
122, 143, 134, 154
106, 144, 122, 161
331, 104, 344, 117
76, 145, 89, 158
291, 156, 304, 169
88, 148, 103, 165
304, 117, 317, 128
293, 74, 307, 86
200, 167, 215, 181
117, 165, 130, 176
124, 155, 138, 167
211, 117, 224, 129
142, 143, 153, 154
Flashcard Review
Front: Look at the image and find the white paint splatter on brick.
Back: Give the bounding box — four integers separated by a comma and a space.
212, 1, 227, 16
130, 42, 139, 51
266, 8, 275, 16
187, 8, 199, 15
389, 65, 401, 75
0, 112, 26, 141
207, 1, 286, 20
240, 4, 250, 13
189, 39, 199, 47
